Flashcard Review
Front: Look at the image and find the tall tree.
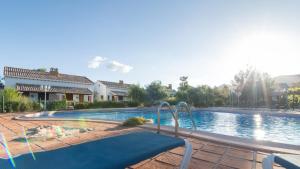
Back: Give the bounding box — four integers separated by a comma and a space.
176, 76, 192, 103
128, 85, 147, 103
179, 76, 189, 90
146, 81, 167, 103
231, 67, 274, 107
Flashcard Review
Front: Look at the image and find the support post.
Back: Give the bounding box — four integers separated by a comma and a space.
44, 89, 47, 111
2, 95, 4, 113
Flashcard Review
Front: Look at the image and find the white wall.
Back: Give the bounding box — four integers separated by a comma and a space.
84, 95, 89, 102
94, 81, 130, 102
94, 81, 109, 101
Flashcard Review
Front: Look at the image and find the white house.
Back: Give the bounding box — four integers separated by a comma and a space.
4, 67, 94, 105
163, 84, 176, 97
94, 80, 132, 102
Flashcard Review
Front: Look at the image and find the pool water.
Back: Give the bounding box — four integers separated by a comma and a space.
38, 109, 300, 145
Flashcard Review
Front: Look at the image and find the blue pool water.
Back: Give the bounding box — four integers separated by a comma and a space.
38, 109, 300, 145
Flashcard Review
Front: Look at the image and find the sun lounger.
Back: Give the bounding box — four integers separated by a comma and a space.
262, 154, 300, 169
0, 131, 192, 169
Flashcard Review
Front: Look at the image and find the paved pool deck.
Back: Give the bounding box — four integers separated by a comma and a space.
0, 113, 289, 169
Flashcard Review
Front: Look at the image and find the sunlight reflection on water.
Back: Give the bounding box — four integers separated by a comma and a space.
38, 109, 300, 145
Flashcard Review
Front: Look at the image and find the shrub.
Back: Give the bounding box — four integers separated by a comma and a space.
89, 101, 124, 108
19, 102, 28, 112
32, 102, 42, 111
11, 101, 20, 112
74, 101, 141, 110
165, 98, 178, 106
122, 117, 148, 127
0, 88, 38, 112
74, 103, 90, 109
4, 102, 14, 112
126, 101, 140, 107
47, 100, 66, 111
214, 98, 225, 106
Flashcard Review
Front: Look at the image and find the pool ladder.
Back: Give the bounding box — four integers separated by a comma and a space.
157, 101, 196, 137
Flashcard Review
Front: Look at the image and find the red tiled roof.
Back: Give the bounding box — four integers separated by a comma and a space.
16, 83, 92, 95
98, 80, 132, 89
110, 90, 128, 96
4, 67, 94, 84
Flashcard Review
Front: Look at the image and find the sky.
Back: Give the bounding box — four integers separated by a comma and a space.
0, 0, 300, 88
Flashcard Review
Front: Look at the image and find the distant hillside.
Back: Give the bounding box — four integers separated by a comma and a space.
274, 74, 300, 87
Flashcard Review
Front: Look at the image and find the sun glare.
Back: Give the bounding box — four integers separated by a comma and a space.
220, 30, 299, 76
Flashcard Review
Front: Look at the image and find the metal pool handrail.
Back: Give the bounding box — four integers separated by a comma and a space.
176, 101, 197, 130
157, 101, 179, 137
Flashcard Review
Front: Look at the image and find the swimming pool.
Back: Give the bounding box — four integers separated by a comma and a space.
33, 109, 300, 145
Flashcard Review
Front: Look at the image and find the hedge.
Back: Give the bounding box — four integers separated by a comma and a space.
74, 101, 139, 110
0, 101, 41, 113
46, 100, 66, 111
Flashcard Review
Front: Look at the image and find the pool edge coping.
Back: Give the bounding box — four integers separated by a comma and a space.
48, 107, 300, 117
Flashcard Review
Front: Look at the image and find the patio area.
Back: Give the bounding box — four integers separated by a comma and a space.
0, 113, 286, 169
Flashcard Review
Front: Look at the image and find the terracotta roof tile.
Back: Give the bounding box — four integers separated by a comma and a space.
110, 90, 128, 96
4, 67, 94, 84
98, 80, 132, 89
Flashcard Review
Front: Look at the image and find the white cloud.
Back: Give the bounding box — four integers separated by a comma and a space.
88, 56, 106, 69
107, 61, 133, 73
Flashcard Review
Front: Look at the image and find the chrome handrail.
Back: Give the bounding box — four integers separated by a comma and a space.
157, 101, 179, 137
176, 101, 197, 130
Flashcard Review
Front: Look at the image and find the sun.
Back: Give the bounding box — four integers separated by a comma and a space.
220, 30, 299, 76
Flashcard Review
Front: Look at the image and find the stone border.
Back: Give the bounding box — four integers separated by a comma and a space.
14, 112, 300, 155
195, 107, 300, 117
141, 125, 300, 155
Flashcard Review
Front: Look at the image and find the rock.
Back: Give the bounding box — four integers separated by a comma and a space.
23, 125, 94, 141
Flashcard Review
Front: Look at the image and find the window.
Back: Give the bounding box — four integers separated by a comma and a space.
107, 95, 110, 100
100, 95, 104, 100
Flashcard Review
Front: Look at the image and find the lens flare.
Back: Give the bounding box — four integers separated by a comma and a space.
79, 117, 87, 128
0, 133, 16, 167
22, 127, 36, 160
54, 126, 63, 137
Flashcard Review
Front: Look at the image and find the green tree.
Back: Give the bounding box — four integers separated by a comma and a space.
128, 85, 147, 104
146, 81, 167, 104
2, 87, 21, 102
231, 67, 274, 107
176, 76, 192, 103
288, 87, 300, 109
213, 85, 230, 106
34, 68, 47, 72
179, 76, 189, 90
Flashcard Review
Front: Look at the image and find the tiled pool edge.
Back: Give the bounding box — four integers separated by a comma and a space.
14, 114, 300, 155
140, 124, 300, 155
48, 107, 300, 117
196, 107, 300, 117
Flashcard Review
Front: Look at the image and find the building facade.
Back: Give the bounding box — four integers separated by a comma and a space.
4, 67, 94, 105
94, 80, 132, 102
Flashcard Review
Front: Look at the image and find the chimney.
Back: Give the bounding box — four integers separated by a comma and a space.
168, 84, 172, 90
50, 68, 59, 76
119, 80, 124, 84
